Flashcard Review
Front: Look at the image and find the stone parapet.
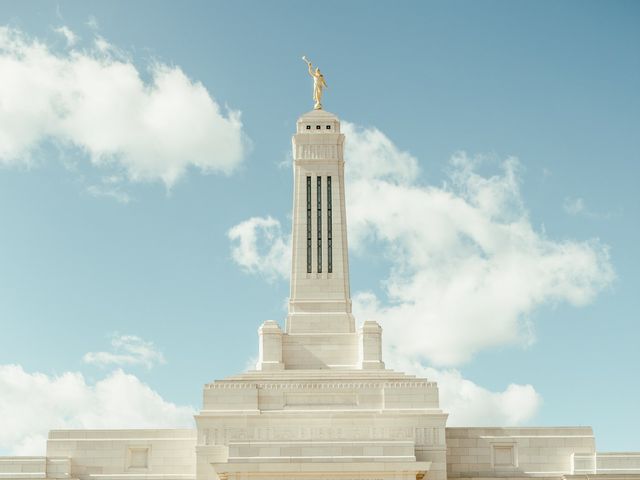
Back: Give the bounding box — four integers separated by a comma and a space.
45, 430, 196, 480
572, 451, 640, 476
446, 427, 597, 478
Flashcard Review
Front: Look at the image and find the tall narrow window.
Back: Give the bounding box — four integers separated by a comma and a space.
327, 176, 332, 273
306, 176, 311, 273
317, 176, 322, 273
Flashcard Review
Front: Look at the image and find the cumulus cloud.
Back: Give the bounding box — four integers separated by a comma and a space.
0, 26, 246, 187
53, 26, 77, 47
83, 334, 165, 369
341, 122, 419, 183
228, 216, 290, 281
348, 152, 614, 366
437, 370, 541, 426
354, 292, 542, 424
0, 364, 195, 455
383, 350, 542, 426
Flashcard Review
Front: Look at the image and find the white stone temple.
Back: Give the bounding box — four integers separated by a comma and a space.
2, 108, 639, 480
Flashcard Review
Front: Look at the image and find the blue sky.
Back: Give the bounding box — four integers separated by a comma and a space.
0, 0, 638, 454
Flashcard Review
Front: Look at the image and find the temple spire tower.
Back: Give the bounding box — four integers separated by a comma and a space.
254, 107, 383, 370
251, 60, 385, 370
287, 109, 354, 335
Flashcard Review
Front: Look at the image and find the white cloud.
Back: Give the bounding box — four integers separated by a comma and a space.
244, 355, 259, 372
0, 26, 247, 188
564, 196, 586, 215
86, 186, 131, 203
342, 122, 419, 184
86, 16, 99, 30
86, 174, 133, 203
347, 151, 614, 366
354, 292, 541, 425
83, 334, 165, 369
87, 184, 132, 204
53, 26, 77, 47
383, 350, 542, 426
563, 196, 614, 219
228, 216, 290, 281
0, 364, 195, 455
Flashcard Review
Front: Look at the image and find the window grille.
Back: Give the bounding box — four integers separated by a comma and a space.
317, 176, 322, 273
327, 176, 332, 273
306, 176, 311, 273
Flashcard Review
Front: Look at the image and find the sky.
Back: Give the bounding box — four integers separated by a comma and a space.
0, 0, 639, 456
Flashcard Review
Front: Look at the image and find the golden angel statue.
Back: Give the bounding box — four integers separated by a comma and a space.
302, 56, 328, 110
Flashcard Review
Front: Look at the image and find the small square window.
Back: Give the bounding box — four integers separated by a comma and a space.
326, 125, 331, 129
306, 125, 311, 130
316, 125, 321, 130
494, 446, 513, 465
128, 448, 149, 469
491, 444, 517, 469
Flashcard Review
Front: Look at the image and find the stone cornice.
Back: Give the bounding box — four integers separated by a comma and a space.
205, 380, 437, 390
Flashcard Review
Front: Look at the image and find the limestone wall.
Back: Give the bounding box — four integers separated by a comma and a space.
572, 451, 640, 476
2, 426, 635, 480
46, 429, 196, 480
0, 457, 47, 480
0, 457, 70, 480
446, 427, 595, 478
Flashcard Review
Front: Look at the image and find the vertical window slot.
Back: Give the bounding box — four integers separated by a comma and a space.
317, 176, 322, 273
306, 176, 311, 273
327, 176, 332, 273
